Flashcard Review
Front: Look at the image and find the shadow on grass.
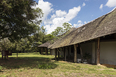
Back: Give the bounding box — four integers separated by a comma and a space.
0, 57, 58, 69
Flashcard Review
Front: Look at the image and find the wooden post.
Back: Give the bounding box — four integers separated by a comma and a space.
68, 47, 70, 60
74, 44, 77, 63
45, 48, 47, 55
64, 47, 65, 59
64, 47, 66, 61
41, 48, 43, 55
80, 47, 83, 62
58, 48, 60, 61
96, 38, 100, 65
47, 48, 48, 55
50, 49, 52, 55
55, 49, 57, 61
63, 47, 66, 61
45, 48, 48, 55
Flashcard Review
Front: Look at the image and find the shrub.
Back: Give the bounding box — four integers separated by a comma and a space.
38, 63, 56, 69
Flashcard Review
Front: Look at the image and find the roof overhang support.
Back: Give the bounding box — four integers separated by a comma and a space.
55, 48, 57, 61
45, 48, 48, 55
68, 46, 70, 60
96, 38, 100, 65
41, 47, 43, 55
80, 46, 83, 62
50, 49, 52, 55
58, 48, 60, 61
74, 44, 77, 63
64, 47, 66, 61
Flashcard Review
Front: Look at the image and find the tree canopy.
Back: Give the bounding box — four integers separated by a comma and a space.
0, 0, 43, 42
51, 22, 72, 36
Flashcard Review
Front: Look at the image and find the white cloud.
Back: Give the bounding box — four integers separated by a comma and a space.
34, 0, 53, 20
63, 6, 81, 22
34, 0, 81, 34
56, 10, 67, 17
45, 6, 81, 34
82, 3, 86, 7
73, 20, 83, 27
106, 0, 116, 7
99, 4, 103, 9
84, 21, 87, 24
73, 20, 88, 28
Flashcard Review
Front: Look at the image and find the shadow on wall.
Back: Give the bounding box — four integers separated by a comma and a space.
0, 57, 58, 69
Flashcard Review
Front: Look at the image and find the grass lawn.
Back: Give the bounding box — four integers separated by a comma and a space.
0, 53, 116, 77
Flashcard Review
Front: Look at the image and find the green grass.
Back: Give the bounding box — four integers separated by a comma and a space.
0, 53, 116, 77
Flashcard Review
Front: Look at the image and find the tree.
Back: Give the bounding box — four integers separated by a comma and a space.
0, 38, 14, 51
44, 34, 54, 42
0, 0, 43, 42
51, 27, 63, 36
51, 22, 72, 36
62, 22, 72, 33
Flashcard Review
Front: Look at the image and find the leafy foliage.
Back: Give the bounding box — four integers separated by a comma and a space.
0, 38, 14, 51
0, 0, 43, 42
38, 63, 57, 69
0, 26, 54, 53
51, 22, 72, 36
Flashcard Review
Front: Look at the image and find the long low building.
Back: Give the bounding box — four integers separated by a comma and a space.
38, 27, 76, 55
48, 8, 116, 66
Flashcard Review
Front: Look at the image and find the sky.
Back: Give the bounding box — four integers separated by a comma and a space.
33, 0, 116, 34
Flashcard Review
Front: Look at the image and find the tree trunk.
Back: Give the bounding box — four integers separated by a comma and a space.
2, 51, 3, 59
15, 43, 18, 58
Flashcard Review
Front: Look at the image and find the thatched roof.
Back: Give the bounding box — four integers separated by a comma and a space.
38, 27, 76, 48
48, 8, 116, 49
38, 41, 51, 48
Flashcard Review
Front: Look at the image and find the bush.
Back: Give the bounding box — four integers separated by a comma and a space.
38, 63, 56, 69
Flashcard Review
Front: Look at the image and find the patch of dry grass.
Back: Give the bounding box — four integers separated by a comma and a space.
0, 53, 116, 77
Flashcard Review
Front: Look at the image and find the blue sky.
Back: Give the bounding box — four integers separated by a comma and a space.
33, 0, 116, 34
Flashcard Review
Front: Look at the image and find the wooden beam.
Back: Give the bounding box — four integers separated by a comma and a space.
96, 38, 100, 65
74, 44, 77, 63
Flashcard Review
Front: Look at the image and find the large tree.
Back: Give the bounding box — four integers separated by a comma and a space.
0, 0, 43, 42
